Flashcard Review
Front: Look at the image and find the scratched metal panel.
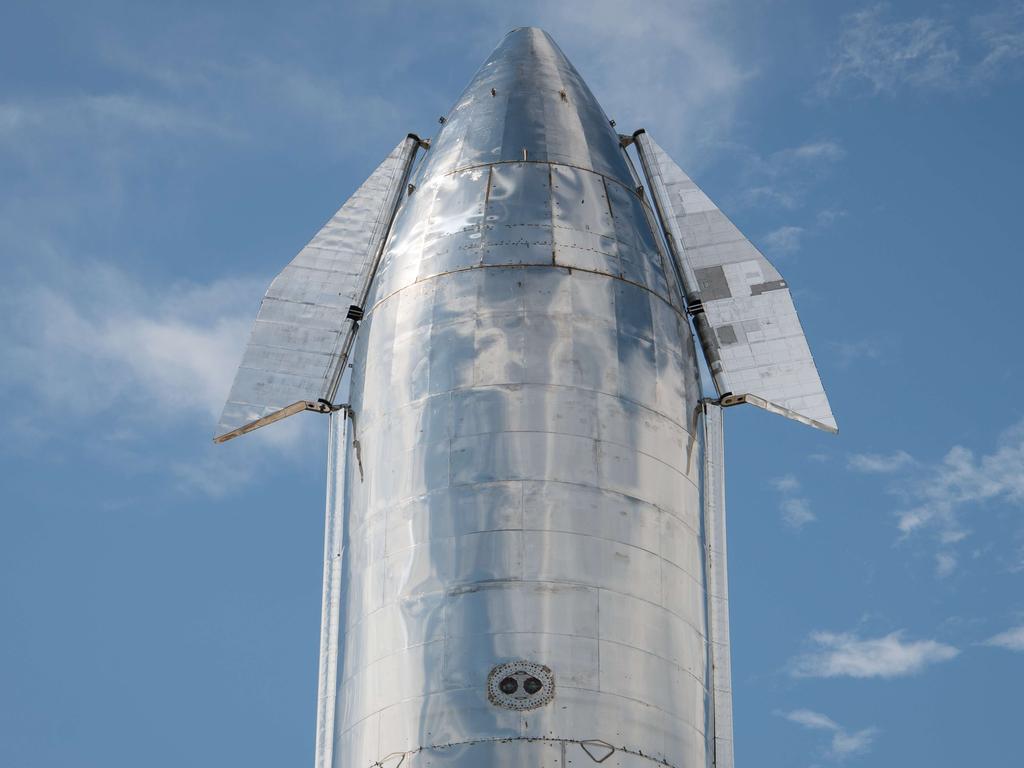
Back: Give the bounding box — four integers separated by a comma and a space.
215, 136, 419, 440
635, 131, 837, 433
484, 162, 554, 266
375, 162, 679, 306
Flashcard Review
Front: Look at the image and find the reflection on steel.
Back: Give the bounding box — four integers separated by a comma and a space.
633, 131, 837, 433
215, 26, 837, 768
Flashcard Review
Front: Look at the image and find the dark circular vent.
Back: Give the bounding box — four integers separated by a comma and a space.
487, 660, 555, 710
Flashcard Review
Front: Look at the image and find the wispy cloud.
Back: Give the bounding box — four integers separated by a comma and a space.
983, 625, 1024, 651
847, 450, 915, 473
821, 5, 959, 96
845, 419, 1024, 574
0, 258, 312, 494
737, 139, 846, 211
758, 196, 847, 257
816, 208, 847, 227
781, 498, 817, 529
0, 93, 231, 144
782, 708, 879, 760
710, 138, 847, 258
791, 630, 959, 678
762, 225, 805, 256
772, 474, 816, 528
820, 2, 1024, 97
893, 424, 1024, 538
0, 260, 256, 423
772, 474, 801, 493
935, 551, 958, 578
973, 2, 1024, 80
828, 339, 883, 369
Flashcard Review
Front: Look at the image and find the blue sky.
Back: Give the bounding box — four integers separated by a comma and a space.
2, 1, 1023, 766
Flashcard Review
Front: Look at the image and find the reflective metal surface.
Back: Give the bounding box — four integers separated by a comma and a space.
215, 136, 421, 442
702, 403, 733, 768
334, 28, 709, 768
634, 131, 837, 433
314, 411, 348, 768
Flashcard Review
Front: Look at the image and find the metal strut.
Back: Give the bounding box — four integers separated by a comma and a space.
701, 401, 735, 768
313, 408, 351, 768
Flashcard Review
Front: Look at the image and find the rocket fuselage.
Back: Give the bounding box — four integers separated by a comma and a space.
337, 28, 709, 767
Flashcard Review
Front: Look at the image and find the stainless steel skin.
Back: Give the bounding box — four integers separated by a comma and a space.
334, 28, 710, 768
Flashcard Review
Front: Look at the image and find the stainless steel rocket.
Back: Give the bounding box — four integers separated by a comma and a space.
215, 27, 835, 768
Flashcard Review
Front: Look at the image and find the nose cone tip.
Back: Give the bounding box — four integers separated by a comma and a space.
419, 25, 632, 185
506, 25, 552, 39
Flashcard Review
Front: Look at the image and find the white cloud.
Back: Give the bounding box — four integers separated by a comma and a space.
744, 142, 847, 254
772, 473, 816, 528
984, 625, 1024, 651
893, 423, 1024, 540
0, 258, 318, 498
935, 551, 958, 578
828, 339, 882, 369
727, 138, 847, 254
736, 139, 846, 211
772, 474, 801, 492
781, 497, 817, 529
816, 208, 847, 227
785, 708, 841, 730
762, 225, 805, 255
783, 709, 879, 760
1, 261, 257, 423
785, 140, 847, 163
844, 420, 1024, 577
821, 5, 959, 96
972, 2, 1024, 81
831, 727, 879, 758
0, 93, 231, 145
847, 450, 915, 473
820, 3, 1024, 97
791, 630, 959, 678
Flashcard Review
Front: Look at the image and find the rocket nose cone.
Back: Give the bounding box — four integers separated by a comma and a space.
419, 28, 633, 185
504, 25, 552, 38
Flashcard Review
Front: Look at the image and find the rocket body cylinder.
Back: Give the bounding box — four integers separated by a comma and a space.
336, 28, 708, 767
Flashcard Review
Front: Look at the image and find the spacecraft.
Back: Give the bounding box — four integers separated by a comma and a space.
216, 27, 835, 768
